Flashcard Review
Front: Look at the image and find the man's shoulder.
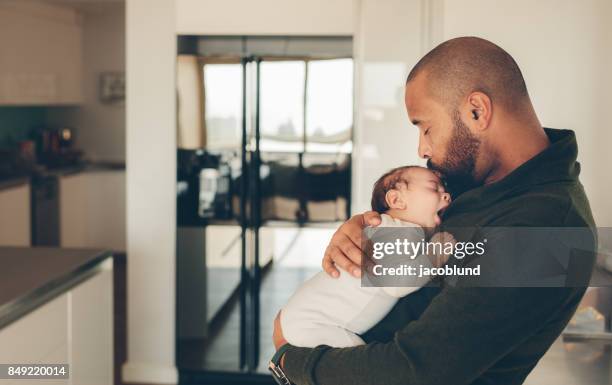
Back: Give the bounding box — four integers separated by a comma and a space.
490, 182, 593, 228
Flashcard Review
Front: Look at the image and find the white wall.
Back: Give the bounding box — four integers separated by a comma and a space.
439, 0, 612, 226
351, 0, 426, 213
595, 0, 612, 229
176, 0, 354, 35
602, 0, 612, 227
47, 4, 126, 163
123, 0, 177, 384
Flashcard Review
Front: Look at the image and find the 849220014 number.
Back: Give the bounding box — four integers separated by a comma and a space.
1, 364, 69, 379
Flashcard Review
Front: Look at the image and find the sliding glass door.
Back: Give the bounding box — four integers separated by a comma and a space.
176, 56, 247, 376
176, 53, 353, 383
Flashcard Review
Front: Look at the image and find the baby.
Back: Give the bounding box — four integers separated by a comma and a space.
279, 165, 452, 348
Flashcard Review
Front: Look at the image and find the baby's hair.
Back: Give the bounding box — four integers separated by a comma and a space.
370, 165, 420, 213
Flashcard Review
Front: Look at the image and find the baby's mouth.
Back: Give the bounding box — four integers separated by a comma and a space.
437, 202, 450, 218
437, 205, 449, 218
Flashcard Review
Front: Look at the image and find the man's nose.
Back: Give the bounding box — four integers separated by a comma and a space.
441, 192, 451, 202
418, 140, 432, 159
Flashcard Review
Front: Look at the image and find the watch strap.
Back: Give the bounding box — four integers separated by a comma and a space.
269, 344, 292, 385
271, 343, 291, 365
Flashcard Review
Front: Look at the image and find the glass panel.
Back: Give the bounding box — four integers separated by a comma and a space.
255, 224, 338, 373
245, 60, 258, 150
305, 59, 353, 153
177, 61, 245, 374
175, 224, 244, 372
204, 64, 243, 150
259, 61, 306, 152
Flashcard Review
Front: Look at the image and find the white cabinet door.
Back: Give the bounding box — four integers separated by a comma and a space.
0, 183, 31, 246
40, 343, 71, 385
0, 294, 68, 364
70, 261, 114, 385
0, 264, 113, 385
0, 2, 82, 105
60, 171, 126, 251
84, 171, 126, 251
59, 173, 89, 248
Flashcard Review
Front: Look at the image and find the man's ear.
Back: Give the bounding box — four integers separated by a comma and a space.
465, 91, 492, 132
385, 189, 405, 210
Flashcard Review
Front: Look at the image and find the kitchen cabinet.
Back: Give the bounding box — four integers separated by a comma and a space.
0, 2, 83, 105
0, 258, 113, 385
60, 170, 126, 251
0, 293, 69, 365
0, 182, 31, 246
70, 264, 114, 385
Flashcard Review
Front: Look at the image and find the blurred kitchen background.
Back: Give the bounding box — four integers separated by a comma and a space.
0, 0, 611, 385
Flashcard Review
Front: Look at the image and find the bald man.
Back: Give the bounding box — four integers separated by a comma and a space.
272, 37, 596, 385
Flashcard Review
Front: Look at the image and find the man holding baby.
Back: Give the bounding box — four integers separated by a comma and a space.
271, 36, 596, 385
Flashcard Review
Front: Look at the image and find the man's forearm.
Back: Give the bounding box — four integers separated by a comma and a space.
282, 287, 579, 385
281, 287, 439, 385
283, 341, 419, 385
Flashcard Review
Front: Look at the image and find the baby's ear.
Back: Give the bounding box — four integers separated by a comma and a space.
385, 189, 405, 210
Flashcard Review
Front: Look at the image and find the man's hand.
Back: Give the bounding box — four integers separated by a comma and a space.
273, 311, 288, 350
322, 211, 382, 278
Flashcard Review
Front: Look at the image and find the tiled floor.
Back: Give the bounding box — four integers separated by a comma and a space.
258, 266, 320, 373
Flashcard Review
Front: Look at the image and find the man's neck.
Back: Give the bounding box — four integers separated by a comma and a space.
484, 123, 550, 185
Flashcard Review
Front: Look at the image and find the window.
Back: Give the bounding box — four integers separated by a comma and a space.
203, 63, 243, 150
306, 59, 353, 153
260, 61, 306, 152
202, 58, 353, 154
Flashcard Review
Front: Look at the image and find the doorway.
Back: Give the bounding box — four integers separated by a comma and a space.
175, 36, 353, 383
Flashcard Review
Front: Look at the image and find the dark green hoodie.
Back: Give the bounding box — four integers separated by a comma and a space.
282, 128, 596, 385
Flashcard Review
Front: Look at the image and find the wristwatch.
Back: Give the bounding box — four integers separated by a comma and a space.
269, 344, 292, 385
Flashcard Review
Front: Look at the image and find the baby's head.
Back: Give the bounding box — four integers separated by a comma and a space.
371, 165, 451, 227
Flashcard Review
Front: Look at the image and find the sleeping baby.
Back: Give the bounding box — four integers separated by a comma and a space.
279, 165, 453, 348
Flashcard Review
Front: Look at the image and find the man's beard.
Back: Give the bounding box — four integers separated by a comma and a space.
427, 110, 481, 197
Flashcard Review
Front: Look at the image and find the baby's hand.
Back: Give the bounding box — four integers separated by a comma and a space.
427, 231, 456, 267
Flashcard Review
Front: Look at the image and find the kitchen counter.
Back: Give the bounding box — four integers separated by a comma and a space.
0, 161, 125, 191
0, 247, 112, 329
0, 175, 29, 190
38, 161, 125, 178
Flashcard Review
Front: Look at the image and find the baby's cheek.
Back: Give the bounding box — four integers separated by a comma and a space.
428, 193, 441, 206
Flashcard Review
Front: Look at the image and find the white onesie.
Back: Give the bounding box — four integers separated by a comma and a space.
280, 214, 434, 348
